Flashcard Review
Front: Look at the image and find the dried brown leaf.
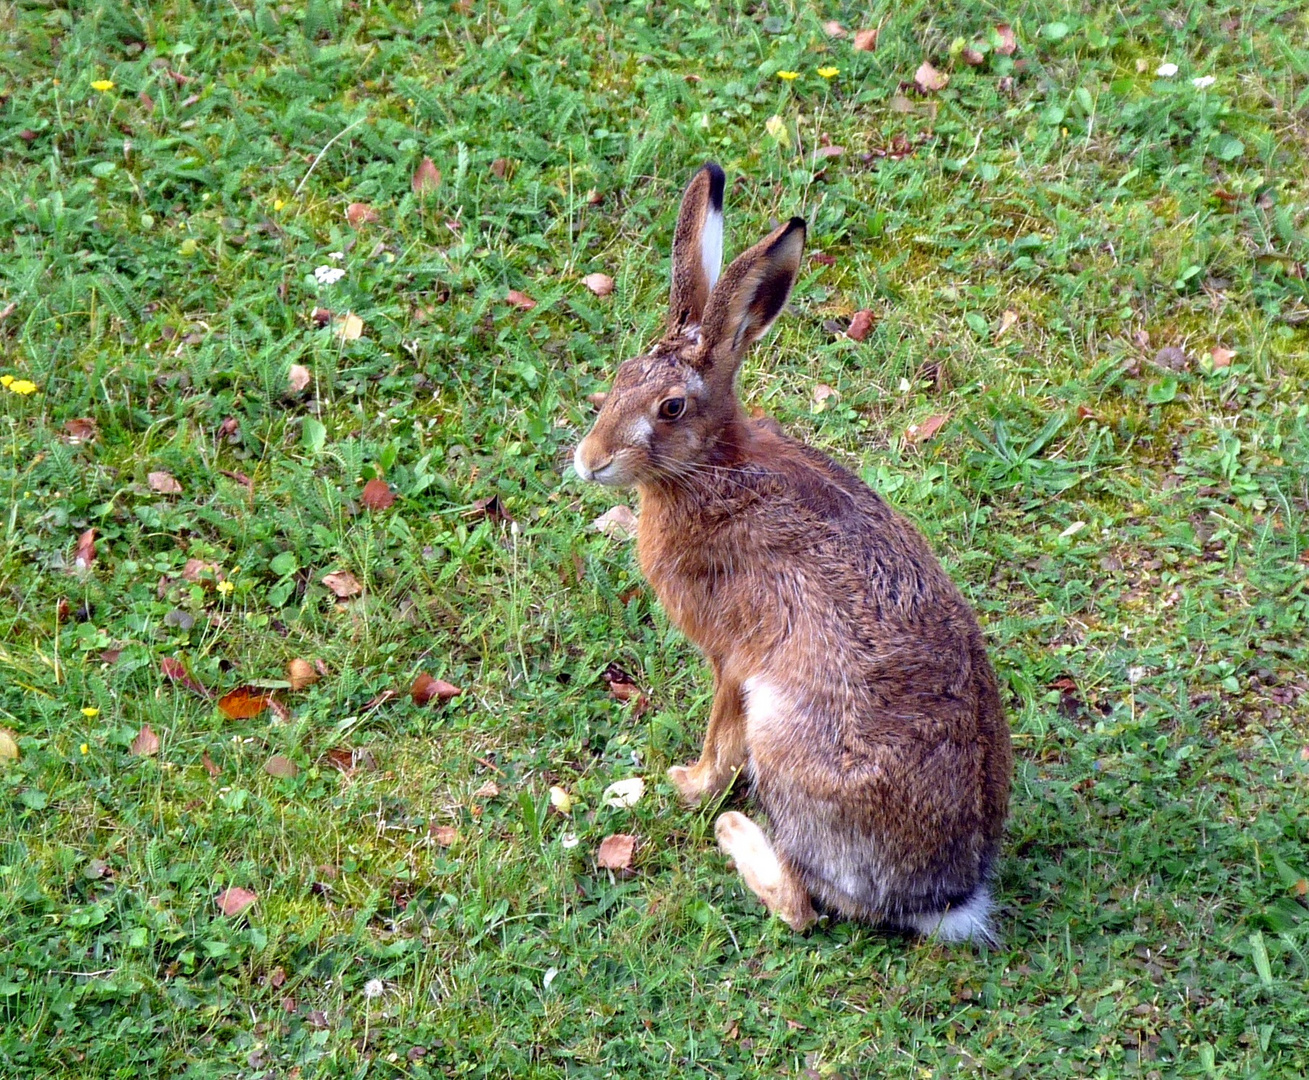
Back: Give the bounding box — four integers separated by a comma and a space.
411, 672, 462, 706
130, 723, 160, 757
1210, 347, 1235, 369
823, 20, 847, 37
490, 157, 511, 179
322, 570, 362, 598
597, 833, 636, 870
202, 751, 221, 778
582, 272, 615, 297
75, 529, 97, 572
431, 824, 459, 846
148, 471, 183, 495
361, 477, 396, 511
264, 754, 299, 779
811, 383, 836, 412
64, 418, 98, 443
852, 27, 879, 51
504, 289, 536, 311
996, 309, 1019, 338
287, 364, 311, 394
608, 681, 642, 702
592, 505, 639, 540
287, 658, 319, 691
963, 46, 986, 66
905, 413, 950, 445
846, 309, 875, 341
914, 61, 949, 93
813, 145, 845, 159
0, 729, 17, 765
473, 780, 500, 799
346, 202, 379, 227
215, 886, 258, 917
160, 657, 211, 697
334, 312, 364, 341
995, 23, 1017, 56
411, 157, 441, 196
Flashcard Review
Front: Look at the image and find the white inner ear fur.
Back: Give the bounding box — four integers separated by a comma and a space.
701, 208, 723, 292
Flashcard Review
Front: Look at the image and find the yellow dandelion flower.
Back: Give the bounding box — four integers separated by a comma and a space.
80, 743, 90, 755
81, 707, 100, 718
91, 80, 115, 92
9, 380, 38, 395
777, 70, 800, 81
0, 375, 12, 387
273, 198, 285, 211
217, 580, 235, 597
817, 67, 839, 78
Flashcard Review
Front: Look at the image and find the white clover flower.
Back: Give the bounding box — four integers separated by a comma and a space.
314, 265, 346, 286
1191, 75, 1215, 89
1156, 62, 1178, 77
363, 978, 384, 999
327, 251, 344, 261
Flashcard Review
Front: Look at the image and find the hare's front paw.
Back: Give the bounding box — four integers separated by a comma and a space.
668, 763, 718, 805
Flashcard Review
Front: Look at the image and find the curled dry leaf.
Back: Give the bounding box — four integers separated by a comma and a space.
914, 61, 949, 93
846, 309, 875, 342
582, 272, 615, 297
148, 471, 183, 495
287, 364, 311, 394
411, 156, 441, 196
287, 658, 319, 691
505, 289, 536, 311
996, 309, 1019, 338
217, 686, 272, 720
596, 833, 637, 871
202, 751, 221, 778
431, 824, 458, 847
215, 886, 258, 917
608, 681, 641, 702
963, 46, 986, 66
994, 24, 1017, 56
592, 505, 638, 540
823, 19, 846, 37
334, 312, 364, 341
0, 729, 18, 764
812, 383, 836, 412
602, 777, 646, 808
264, 754, 299, 779
490, 157, 510, 179
130, 724, 160, 757
410, 672, 462, 706
853, 27, 879, 51
906, 414, 950, 445
181, 558, 221, 584
361, 478, 396, 511
64, 418, 98, 443
1210, 347, 1235, 369
346, 202, 379, 227
813, 145, 845, 160
322, 570, 363, 598
161, 657, 210, 697
473, 779, 499, 800
75, 529, 97, 572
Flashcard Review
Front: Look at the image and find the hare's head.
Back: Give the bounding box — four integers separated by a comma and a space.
574, 163, 805, 487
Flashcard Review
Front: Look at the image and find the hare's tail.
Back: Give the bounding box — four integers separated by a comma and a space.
905, 885, 997, 946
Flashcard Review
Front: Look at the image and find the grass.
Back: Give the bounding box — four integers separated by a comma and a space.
2, 0, 1308, 1075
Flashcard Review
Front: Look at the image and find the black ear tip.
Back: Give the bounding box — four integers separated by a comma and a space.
702, 162, 726, 210
787, 216, 807, 234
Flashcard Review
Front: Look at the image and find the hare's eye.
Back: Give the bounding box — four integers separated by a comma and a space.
658, 397, 686, 421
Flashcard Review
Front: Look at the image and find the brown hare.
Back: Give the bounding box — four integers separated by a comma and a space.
573, 163, 1013, 943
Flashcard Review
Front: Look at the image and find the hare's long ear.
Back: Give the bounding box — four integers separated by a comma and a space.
697, 217, 805, 384
669, 162, 725, 332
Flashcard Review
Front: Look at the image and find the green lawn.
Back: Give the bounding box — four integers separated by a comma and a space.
2, 0, 1308, 1075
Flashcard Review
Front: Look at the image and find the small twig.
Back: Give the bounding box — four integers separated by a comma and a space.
294, 116, 367, 197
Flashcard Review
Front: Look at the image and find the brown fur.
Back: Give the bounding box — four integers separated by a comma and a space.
574, 164, 1013, 941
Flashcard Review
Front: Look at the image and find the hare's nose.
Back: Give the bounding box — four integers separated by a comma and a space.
573, 444, 612, 482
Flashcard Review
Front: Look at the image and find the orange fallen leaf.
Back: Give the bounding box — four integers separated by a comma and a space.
1210, 347, 1235, 369
847, 309, 875, 341
148, 471, 182, 495
217, 686, 272, 720
215, 886, 258, 917
322, 570, 362, 598
130, 724, 160, 757
582, 273, 614, 297
264, 754, 299, 779
853, 27, 879, 51
914, 61, 949, 93
505, 289, 536, 311
75, 529, 97, 571
906, 414, 950, 445
361, 477, 396, 511
608, 681, 642, 702
597, 833, 636, 871
412, 157, 441, 196
287, 658, 319, 691
346, 202, 379, 227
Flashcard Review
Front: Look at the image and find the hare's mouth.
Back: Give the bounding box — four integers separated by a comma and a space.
572, 445, 634, 487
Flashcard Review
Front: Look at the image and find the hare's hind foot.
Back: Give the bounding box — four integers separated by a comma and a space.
715, 811, 815, 931
668, 761, 735, 805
